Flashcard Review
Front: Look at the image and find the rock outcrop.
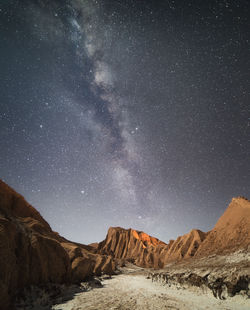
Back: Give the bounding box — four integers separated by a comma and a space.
97, 227, 207, 269
97, 198, 250, 269
148, 248, 250, 300
0, 180, 115, 310
162, 229, 207, 263
98, 227, 167, 268
149, 269, 250, 300
195, 197, 250, 257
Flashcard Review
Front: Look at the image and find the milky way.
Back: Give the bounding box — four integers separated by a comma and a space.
0, 0, 249, 243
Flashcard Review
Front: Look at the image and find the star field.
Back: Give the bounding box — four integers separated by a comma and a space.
0, 0, 249, 243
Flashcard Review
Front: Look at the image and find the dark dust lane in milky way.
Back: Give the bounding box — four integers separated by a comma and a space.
0, 0, 249, 243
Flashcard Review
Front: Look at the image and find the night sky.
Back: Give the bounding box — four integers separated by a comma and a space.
0, 0, 249, 244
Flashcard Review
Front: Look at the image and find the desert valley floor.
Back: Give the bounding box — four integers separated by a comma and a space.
15, 263, 250, 310
51, 265, 250, 310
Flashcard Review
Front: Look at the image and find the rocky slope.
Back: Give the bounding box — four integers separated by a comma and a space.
162, 229, 207, 263
0, 180, 115, 310
148, 249, 250, 300
146, 197, 250, 300
195, 197, 250, 257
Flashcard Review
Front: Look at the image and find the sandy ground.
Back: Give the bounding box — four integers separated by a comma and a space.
52, 273, 250, 310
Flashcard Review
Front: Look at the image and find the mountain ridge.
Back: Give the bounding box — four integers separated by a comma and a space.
0, 180, 249, 309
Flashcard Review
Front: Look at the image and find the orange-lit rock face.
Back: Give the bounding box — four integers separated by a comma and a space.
98, 227, 168, 269
132, 230, 164, 247
97, 226, 208, 269
133, 230, 147, 248
132, 229, 140, 240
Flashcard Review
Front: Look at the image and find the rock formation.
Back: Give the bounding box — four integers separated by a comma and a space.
97, 227, 206, 268
0, 180, 115, 310
195, 197, 250, 257
162, 229, 207, 263
0, 179, 249, 309
97, 227, 168, 268
97, 197, 250, 268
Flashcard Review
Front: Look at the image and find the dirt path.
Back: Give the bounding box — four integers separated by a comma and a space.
52, 274, 250, 310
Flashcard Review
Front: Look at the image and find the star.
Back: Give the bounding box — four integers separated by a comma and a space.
0, 0, 248, 245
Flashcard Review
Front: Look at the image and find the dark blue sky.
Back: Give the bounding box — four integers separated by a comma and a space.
0, 0, 249, 243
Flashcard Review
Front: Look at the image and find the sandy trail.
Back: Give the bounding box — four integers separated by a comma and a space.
52, 273, 250, 310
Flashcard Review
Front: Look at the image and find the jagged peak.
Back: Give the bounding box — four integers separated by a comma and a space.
186, 229, 206, 239
105, 226, 166, 247
231, 196, 250, 203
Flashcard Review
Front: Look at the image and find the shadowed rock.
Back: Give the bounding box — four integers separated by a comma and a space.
0, 180, 116, 310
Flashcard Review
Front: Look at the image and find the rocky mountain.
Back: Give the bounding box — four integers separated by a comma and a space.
0, 180, 115, 310
97, 198, 250, 267
0, 179, 249, 309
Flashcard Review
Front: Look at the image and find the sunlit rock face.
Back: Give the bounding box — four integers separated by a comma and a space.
0, 180, 116, 310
